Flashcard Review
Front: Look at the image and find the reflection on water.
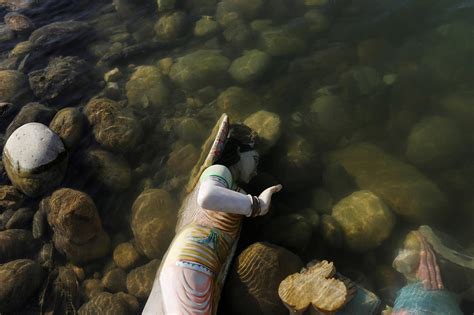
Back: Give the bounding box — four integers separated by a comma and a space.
0, 0, 474, 313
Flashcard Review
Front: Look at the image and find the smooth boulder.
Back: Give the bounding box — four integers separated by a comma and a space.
126, 66, 169, 110
229, 49, 271, 83
126, 259, 161, 300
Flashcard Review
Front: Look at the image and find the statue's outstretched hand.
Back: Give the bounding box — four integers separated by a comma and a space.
257, 184, 283, 216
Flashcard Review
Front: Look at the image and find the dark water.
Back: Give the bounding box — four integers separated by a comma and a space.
1, 0, 474, 313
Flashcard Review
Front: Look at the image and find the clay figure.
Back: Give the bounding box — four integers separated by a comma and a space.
143, 114, 282, 314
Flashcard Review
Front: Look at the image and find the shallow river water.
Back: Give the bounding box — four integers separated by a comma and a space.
0, 0, 474, 314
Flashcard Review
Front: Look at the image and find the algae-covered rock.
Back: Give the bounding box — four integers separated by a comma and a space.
406, 116, 466, 170
217, 0, 263, 25
332, 190, 395, 252
304, 9, 329, 33
216, 86, 260, 121
113, 241, 142, 270
169, 50, 230, 91
260, 28, 306, 56
0, 70, 30, 103
223, 242, 303, 315
49, 107, 84, 149
3, 123, 67, 197
0, 259, 44, 313
261, 214, 313, 253
28, 56, 90, 104
165, 143, 199, 177
244, 110, 281, 153
328, 143, 448, 223
157, 0, 175, 11
102, 268, 127, 293
223, 20, 254, 48
194, 16, 219, 37
83, 148, 131, 191
45, 188, 110, 263
229, 49, 271, 83
309, 95, 352, 138
0, 229, 36, 263
154, 11, 187, 41
0, 185, 24, 211
78, 292, 131, 315
84, 98, 142, 152
82, 279, 105, 301
126, 259, 161, 299
176, 117, 207, 144
126, 65, 169, 110
29, 20, 91, 51
131, 189, 178, 259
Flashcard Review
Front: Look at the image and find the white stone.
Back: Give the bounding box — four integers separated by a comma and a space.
3, 122, 65, 173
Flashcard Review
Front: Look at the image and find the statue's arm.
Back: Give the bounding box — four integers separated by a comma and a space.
197, 178, 252, 216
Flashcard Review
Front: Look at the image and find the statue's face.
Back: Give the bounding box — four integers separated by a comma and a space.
237, 150, 259, 184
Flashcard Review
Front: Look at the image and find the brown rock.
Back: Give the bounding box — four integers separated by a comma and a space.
0, 185, 24, 211
0, 229, 36, 263
113, 242, 142, 270
4, 12, 34, 33
126, 259, 161, 300
78, 292, 130, 315
49, 107, 84, 149
0, 70, 30, 103
102, 268, 127, 293
82, 279, 105, 301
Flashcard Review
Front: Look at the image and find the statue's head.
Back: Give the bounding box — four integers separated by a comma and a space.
215, 123, 260, 184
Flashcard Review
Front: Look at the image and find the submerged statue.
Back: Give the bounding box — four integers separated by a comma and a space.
143, 114, 282, 314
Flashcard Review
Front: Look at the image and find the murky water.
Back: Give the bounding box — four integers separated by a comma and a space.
0, 0, 474, 314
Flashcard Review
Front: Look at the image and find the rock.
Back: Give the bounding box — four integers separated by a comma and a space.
4, 12, 34, 33
126, 66, 169, 110
304, 0, 327, 6
103, 82, 121, 100
0, 259, 44, 313
217, 0, 262, 25
357, 38, 389, 66
310, 95, 352, 135
260, 28, 306, 56
0, 102, 19, 131
131, 189, 177, 259
244, 110, 281, 153
83, 148, 131, 191
104, 68, 122, 82
3, 123, 67, 197
194, 17, 219, 37
157, 57, 173, 74
440, 91, 474, 129
169, 50, 230, 91
223, 242, 303, 315
311, 189, 333, 215
0, 229, 36, 263
113, 242, 142, 270
299, 208, 320, 232
115, 292, 139, 314
328, 143, 448, 223
165, 143, 199, 177
319, 214, 343, 249
0, 23, 14, 42
5, 102, 56, 138
216, 1, 242, 27
84, 98, 142, 152
157, 0, 175, 11
340, 66, 383, 98
250, 19, 273, 32
406, 116, 466, 170
304, 9, 329, 34
261, 214, 312, 253
126, 259, 160, 299
288, 46, 348, 76
0, 209, 14, 230
102, 268, 127, 293
332, 190, 395, 252
36, 242, 53, 269
223, 20, 254, 48
40, 266, 80, 314
45, 188, 111, 264
82, 279, 105, 301
216, 86, 260, 121
0, 0, 35, 10
29, 21, 91, 51
78, 292, 131, 315
49, 107, 84, 149
229, 49, 271, 83
0, 185, 24, 211
5, 207, 33, 229
176, 117, 207, 144
9, 40, 33, 57
28, 56, 90, 104
0, 70, 30, 103
154, 11, 187, 41
322, 161, 356, 200
32, 206, 47, 239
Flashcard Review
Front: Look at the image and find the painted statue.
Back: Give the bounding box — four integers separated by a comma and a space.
143, 114, 282, 314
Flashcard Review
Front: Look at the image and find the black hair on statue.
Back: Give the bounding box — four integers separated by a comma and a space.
214, 123, 259, 167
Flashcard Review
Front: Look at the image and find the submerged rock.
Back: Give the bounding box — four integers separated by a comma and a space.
244, 110, 281, 153
0, 70, 30, 103
0, 259, 44, 313
224, 242, 303, 315
45, 188, 110, 264
39, 266, 81, 315
5, 102, 56, 138
328, 143, 448, 223
126, 259, 160, 300
78, 292, 131, 315
126, 65, 169, 110
332, 190, 395, 252
28, 56, 90, 104
229, 49, 271, 83
309, 95, 352, 137
157, 0, 175, 12
176, 117, 207, 144
169, 50, 230, 91
9, 40, 32, 57
165, 143, 199, 177
4, 12, 34, 33
3, 123, 67, 197
260, 28, 306, 56
0, 185, 24, 211
82, 279, 105, 301
0, 229, 36, 263
5, 207, 33, 229
223, 20, 254, 48
83, 148, 131, 191
29, 21, 91, 51
131, 189, 177, 259
0, 102, 19, 131
216, 86, 260, 121
406, 116, 466, 170
154, 11, 187, 41
102, 268, 127, 293
319, 214, 343, 249
113, 241, 142, 270
261, 214, 312, 253
84, 98, 142, 152
194, 17, 219, 37
49, 107, 84, 149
